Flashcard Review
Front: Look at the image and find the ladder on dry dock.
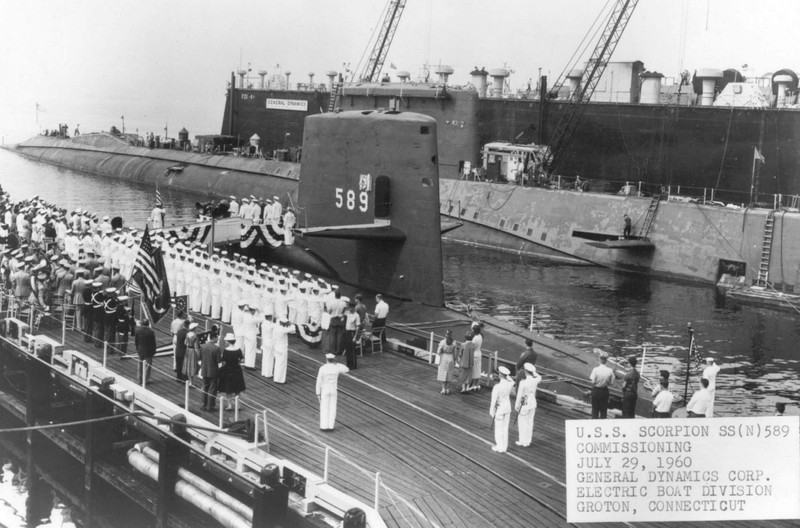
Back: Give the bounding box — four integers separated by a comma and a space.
756, 211, 776, 286
327, 77, 342, 112
637, 193, 663, 239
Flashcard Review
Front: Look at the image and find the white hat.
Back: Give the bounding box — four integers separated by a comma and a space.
189, 322, 199, 330
224, 332, 236, 341
523, 363, 537, 374
498, 366, 511, 376
706, 357, 715, 363
325, 353, 335, 360
105, 287, 116, 293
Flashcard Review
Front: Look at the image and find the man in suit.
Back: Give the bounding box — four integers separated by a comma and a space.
135, 319, 157, 385
199, 326, 222, 411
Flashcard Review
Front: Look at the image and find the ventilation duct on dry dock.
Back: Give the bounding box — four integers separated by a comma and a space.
396, 70, 410, 83
308, 72, 315, 88
488, 68, 509, 97
434, 65, 454, 84
470, 68, 488, 97
258, 70, 267, 89
567, 69, 583, 100
639, 71, 663, 104
284, 71, 291, 90
693, 68, 723, 106
237, 69, 247, 89
325, 70, 338, 90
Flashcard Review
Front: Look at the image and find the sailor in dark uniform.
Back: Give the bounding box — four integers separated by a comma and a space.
115, 296, 134, 355
103, 288, 119, 350
91, 285, 106, 347
83, 281, 99, 342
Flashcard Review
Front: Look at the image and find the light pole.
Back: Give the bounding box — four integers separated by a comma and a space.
121, 115, 125, 133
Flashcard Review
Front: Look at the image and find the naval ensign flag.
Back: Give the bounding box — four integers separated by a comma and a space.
754, 147, 766, 164
131, 227, 171, 324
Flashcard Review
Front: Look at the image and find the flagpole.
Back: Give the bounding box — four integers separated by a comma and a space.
750, 147, 757, 206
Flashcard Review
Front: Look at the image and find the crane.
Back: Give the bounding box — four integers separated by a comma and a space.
543, 0, 639, 173
359, 0, 407, 83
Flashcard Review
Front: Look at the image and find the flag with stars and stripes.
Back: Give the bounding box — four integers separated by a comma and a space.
131, 226, 171, 323
156, 187, 163, 206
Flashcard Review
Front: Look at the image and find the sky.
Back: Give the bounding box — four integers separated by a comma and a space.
1, 0, 799, 143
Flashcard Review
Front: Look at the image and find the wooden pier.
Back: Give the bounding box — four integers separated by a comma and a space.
1, 303, 795, 528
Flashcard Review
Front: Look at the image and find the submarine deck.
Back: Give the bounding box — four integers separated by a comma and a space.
24, 311, 794, 528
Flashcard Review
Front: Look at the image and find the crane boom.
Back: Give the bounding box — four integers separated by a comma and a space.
361, 0, 407, 83
545, 0, 639, 173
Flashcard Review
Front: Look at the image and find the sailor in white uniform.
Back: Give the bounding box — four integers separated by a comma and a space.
231, 300, 246, 350
200, 261, 212, 316
260, 314, 275, 378
316, 353, 350, 430
228, 196, 239, 216
189, 257, 203, 312
283, 208, 296, 245
220, 269, 235, 323
241, 304, 260, 369
209, 265, 223, 320
702, 357, 721, 417
490, 366, 514, 453
514, 363, 542, 447
271, 316, 295, 383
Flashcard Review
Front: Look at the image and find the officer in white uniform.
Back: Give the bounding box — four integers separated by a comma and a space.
316, 353, 350, 430
490, 366, 514, 453
231, 300, 246, 350
283, 208, 296, 245
260, 314, 275, 378
220, 269, 235, 323
209, 265, 223, 320
514, 363, 542, 447
200, 262, 212, 316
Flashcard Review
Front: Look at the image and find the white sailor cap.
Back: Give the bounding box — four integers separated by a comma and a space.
524, 363, 537, 374
705, 357, 715, 363
237, 300, 247, 307
91, 281, 102, 287
102, 215, 109, 220
117, 295, 129, 302
105, 287, 116, 293
273, 195, 280, 201
224, 332, 236, 342
325, 353, 335, 360
189, 322, 199, 330
498, 366, 511, 376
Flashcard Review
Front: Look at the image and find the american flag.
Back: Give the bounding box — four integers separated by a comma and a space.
156, 187, 162, 206
132, 227, 171, 323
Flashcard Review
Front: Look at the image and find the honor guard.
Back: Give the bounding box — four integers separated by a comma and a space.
115, 296, 134, 355
316, 353, 349, 431
103, 288, 119, 348
91, 283, 106, 347
514, 363, 542, 447
490, 366, 514, 453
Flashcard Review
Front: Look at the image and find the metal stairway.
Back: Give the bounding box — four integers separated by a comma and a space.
756, 211, 775, 286
637, 194, 662, 239
327, 77, 342, 112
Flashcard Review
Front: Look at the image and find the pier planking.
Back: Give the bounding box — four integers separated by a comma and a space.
28, 311, 796, 528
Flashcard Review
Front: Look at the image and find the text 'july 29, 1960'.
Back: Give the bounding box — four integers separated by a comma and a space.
565, 416, 800, 523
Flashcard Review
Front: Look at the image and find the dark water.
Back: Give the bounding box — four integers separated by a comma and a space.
2, 148, 798, 416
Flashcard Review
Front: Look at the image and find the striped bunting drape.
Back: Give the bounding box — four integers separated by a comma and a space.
240, 224, 284, 249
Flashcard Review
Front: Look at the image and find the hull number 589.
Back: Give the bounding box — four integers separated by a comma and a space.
335, 188, 369, 212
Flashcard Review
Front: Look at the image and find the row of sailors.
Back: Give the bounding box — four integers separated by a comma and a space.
163, 245, 336, 328
227, 195, 295, 227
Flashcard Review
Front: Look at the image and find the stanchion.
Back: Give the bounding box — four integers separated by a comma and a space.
428, 331, 434, 364
323, 447, 330, 483
218, 400, 224, 429
374, 472, 381, 511
234, 395, 239, 421
62, 310, 67, 345
262, 410, 269, 451
184, 380, 190, 411
103, 341, 108, 368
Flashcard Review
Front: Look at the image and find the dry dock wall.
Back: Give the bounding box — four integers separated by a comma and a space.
440, 179, 800, 289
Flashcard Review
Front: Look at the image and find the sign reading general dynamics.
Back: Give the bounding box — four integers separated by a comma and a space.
266, 98, 308, 111
565, 417, 800, 523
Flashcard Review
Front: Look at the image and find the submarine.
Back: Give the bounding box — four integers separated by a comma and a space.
8, 110, 444, 307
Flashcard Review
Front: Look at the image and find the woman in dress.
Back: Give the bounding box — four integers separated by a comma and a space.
436, 329, 456, 394
470, 324, 484, 391
182, 322, 201, 387
218, 332, 246, 410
